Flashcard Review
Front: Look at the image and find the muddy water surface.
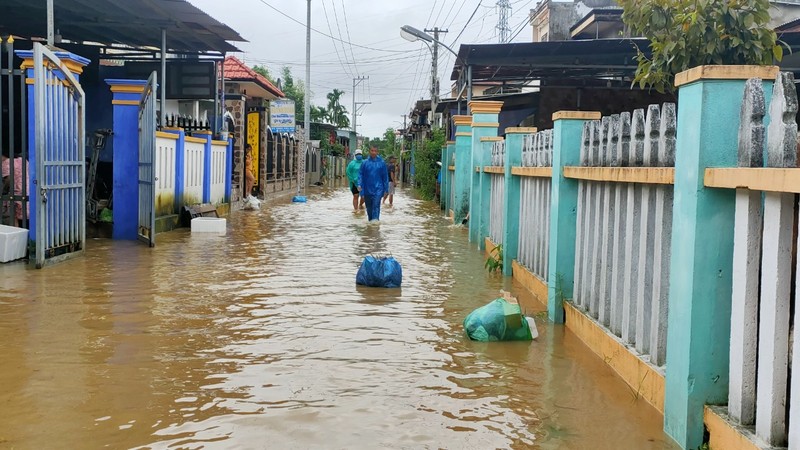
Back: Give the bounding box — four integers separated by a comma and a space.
0, 188, 676, 449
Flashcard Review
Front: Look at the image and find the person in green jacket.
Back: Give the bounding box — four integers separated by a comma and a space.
346, 149, 365, 211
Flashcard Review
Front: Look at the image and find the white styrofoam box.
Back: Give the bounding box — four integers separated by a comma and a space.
191, 217, 226, 234
0, 224, 28, 263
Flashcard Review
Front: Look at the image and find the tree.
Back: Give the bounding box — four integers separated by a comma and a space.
252, 65, 274, 83
325, 89, 350, 128
415, 128, 446, 200
311, 105, 328, 122
278, 66, 306, 113
618, 0, 783, 93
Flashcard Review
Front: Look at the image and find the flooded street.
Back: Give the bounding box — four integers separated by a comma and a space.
0, 188, 675, 449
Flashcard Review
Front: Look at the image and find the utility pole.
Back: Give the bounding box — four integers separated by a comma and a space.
423, 27, 447, 129
301, 0, 311, 195
352, 76, 369, 149
497, 0, 512, 43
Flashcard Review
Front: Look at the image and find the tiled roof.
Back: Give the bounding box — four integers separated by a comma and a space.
222, 56, 284, 98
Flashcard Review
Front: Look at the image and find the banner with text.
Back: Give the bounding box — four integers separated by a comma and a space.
270, 99, 296, 134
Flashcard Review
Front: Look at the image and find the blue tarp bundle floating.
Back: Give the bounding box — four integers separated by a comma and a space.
356, 256, 402, 288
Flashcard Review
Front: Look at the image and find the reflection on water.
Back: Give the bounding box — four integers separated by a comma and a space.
0, 188, 676, 449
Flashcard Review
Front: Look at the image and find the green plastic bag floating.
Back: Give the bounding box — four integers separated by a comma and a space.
463, 298, 538, 342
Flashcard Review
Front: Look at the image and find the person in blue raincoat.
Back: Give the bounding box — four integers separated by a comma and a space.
357, 146, 389, 221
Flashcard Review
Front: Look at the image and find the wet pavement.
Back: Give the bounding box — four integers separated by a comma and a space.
0, 187, 676, 449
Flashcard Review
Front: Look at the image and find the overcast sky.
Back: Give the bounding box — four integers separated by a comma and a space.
189, 0, 537, 138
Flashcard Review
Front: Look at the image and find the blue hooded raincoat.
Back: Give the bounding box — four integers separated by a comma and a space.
358, 155, 389, 220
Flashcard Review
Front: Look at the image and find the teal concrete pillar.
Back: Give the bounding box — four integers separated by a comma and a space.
452, 115, 473, 225
664, 66, 778, 449
479, 137, 503, 246
439, 144, 447, 210
444, 140, 455, 218
502, 127, 536, 276
469, 101, 503, 248
547, 112, 601, 323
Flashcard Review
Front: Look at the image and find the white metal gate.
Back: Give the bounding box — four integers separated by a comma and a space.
138, 72, 156, 246
33, 43, 85, 268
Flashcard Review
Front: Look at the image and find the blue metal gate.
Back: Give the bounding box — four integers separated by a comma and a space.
33, 43, 85, 268
138, 71, 156, 246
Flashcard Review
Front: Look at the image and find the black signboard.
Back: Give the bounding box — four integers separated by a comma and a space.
126, 61, 215, 99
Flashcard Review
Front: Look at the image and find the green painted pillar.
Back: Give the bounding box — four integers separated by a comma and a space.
469, 101, 503, 248
445, 140, 455, 218
547, 112, 601, 323
452, 116, 473, 225
440, 144, 447, 210
502, 127, 536, 276
664, 66, 778, 449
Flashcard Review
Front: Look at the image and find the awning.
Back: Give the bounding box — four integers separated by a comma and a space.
451, 38, 650, 83
0, 0, 245, 53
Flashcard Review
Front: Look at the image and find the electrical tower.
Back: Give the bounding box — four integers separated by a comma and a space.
497, 0, 512, 43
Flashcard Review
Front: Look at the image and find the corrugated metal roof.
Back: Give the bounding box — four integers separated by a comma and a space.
0, 0, 245, 53
451, 38, 648, 82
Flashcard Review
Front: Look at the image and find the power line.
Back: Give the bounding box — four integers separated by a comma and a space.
330, 0, 354, 76
253, 0, 410, 53
449, 1, 483, 46
340, 0, 360, 78
321, 0, 353, 79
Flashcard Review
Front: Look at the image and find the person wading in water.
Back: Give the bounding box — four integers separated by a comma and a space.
357, 146, 389, 222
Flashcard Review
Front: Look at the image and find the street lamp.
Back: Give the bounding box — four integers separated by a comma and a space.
401, 24, 468, 188
400, 25, 432, 43
399, 24, 470, 117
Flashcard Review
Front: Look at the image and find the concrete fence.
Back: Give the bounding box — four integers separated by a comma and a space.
209, 141, 228, 205
155, 134, 178, 217
444, 66, 800, 450
518, 131, 552, 283
573, 105, 676, 368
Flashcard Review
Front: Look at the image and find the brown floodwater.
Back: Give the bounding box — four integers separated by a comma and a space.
0, 188, 676, 449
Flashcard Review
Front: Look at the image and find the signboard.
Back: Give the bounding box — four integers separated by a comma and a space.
247, 111, 260, 186
270, 99, 296, 134
125, 61, 215, 99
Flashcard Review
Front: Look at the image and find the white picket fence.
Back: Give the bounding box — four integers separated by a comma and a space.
488, 140, 505, 244
726, 73, 799, 448
210, 141, 227, 205
184, 139, 205, 204
573, 105, 676, 367
154, 135, 177, 217
518, 130, 553, 282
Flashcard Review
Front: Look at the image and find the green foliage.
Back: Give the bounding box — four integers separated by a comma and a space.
363, 128, 400, 158
618, 0, 783, 93
252, 65, 273, 82
485, 244, 503, 274
311, 105, 328, 122
414, 128, 446, 200
279, 67, 306, 111
325, 89, 350, 128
